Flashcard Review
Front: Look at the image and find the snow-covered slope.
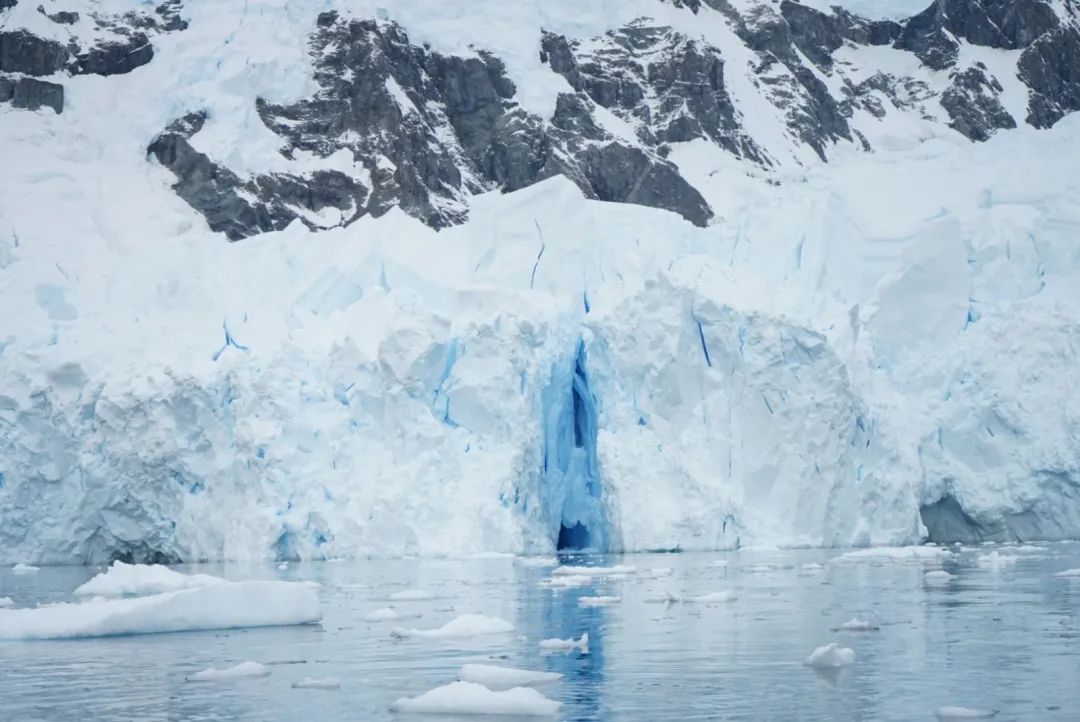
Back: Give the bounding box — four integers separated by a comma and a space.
2, 0, 1080, 563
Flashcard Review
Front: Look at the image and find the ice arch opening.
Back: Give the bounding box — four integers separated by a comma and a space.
541, 340, 607, 551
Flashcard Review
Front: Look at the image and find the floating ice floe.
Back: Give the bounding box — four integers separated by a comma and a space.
388, 589, 437, 601
391, 614, 513, 639
0, 597, 14, 608
187, 661, 271, 682
925, 570, 955, 583
804, 643, 856, 668
389, 681, 560, 716
278, 563, 289, 571
516, 556, 558, 568
75, 561, 227, 597
12, 563, 39, 575
1054, 568, 1080, 577
708, 560, 730, 568
0, 581, 321, 640
538, 575, 591, 589
647, 568, 673, 578
935, 706, 998, 719
364, 606, 421, 622
744, 565, 774, 573
833, 618, 879, 632
800, 563, 825, 573
578, 596, 621, 607
458, 664, 562, 687
832, 546, 950, 563
539, 633, 588, 653
551, 565, 636, 577
292, 677, 341, 689
649, 590, 737, 604
976, 552, 1018, 570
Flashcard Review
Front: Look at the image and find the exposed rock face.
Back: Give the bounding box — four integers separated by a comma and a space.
0, 74, 63, 113
1020, 24, 1080, 127
942, 64, 1017, 140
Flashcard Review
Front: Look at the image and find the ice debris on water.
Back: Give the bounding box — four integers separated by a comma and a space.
516, 556, 558, 567
457, 664, 562, 687
833, 618, 879, 632
1053, 568, 1080, 577
976, 552, 1018, 570
539, 632, 588, 653
389, 681, 561, 716
551, 565, 635, 577
391, 614, 513, 639
0, 597, 14, 608
538, 575, 591, 589
12, 563, 39, 575
935, 706, 999, 719
364, 606, 421, 621
187, 661, 271, 682
804, 643, 856, 668
291, 677, 341, 689
388, 589, 437, 601
578, 595, 621, 607
75, 561, 226, 597
925, 570, 955, 583
278, 563, 288, 571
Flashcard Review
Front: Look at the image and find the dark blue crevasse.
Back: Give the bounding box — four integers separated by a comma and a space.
541, 340, 606, 551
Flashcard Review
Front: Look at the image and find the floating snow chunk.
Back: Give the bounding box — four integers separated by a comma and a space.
935, 706, 999, 719
551, 565, 635, 577
925, 570, 955, 583
187, 661, 271, 682
278, 563, 288, 571
1054, 568, 1080, 577
458, 664, 563, 687
388, 589, 437, 601
12, 563, 38, 575
833, 618, 879, 632
804, 643, 856, 668
539, 632, 588, 653
364, 606, 420, 621
391, 614, 513, 639
74, 561, 227, 597
0, 597, 14, 608
517, 556, 558, 567
389, 681, 560, 716
977, 552, 1018, 570
578, 595, 621, 607
292, 677, 341, 689
538, 575, 590, 589
0, 581, 321, 640
833, 546, 951, 562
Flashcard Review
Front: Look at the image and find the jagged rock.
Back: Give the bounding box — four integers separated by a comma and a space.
781, 1, 899, 69
38, 5, 79, 25
73, 32, 154, 76
1020, 25, 1080, 128
148, 111, 366, 241
0, 74, 63, 113
0, 29, 68, 76
941, 64, 1016, 141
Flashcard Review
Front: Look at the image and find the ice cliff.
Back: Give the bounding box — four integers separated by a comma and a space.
1, 0, 1080, 563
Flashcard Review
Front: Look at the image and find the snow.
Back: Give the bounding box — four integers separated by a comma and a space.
3, 0, 1080, 564
187, 662, 271, 682
391, 614, 514, 639
539, 632, 588, 653
578, 595, 621, 607
389, 681, 561, 717
935, 707, 999, 720
457, 664, 563, 687
0, 581, 321, 640
804, 643, 856, 668
292, 677, 342, 689
74, 562, 227, 597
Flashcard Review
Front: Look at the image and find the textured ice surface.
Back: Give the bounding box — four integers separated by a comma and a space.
805, 643, 856, 668
0, 581, 320, 640
538, 633, 588, 653
187, 662, 271, 682
389, 681, 561, 716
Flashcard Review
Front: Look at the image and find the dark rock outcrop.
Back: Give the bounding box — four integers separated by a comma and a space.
1020, 25, 1080, 128
0, 74, 63, 112
941, 64, 1016, 141
0, 29, 68, 75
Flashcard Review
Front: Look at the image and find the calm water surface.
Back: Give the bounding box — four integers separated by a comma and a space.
1, 544, 1079, 721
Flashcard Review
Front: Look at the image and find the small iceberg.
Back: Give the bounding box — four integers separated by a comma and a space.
458, 664, 562, 687
292, 676, 341, 689
187, 661, 270, 682
391, 614, 513, 639
0, 581, 321, 640
924, 570, 955, 583
1054, 568, 1080, 577
935, 706, 998, 719
12, 563, 39, 575
278, 563, 289, 571
648, 590, 736, 604
538, 575, 590, 589
75, 561, 226, 597
800, 563, 824, 573
364, 606, 421, 622
517, 556, 558, 568
389, 681, 560, 716
388, 589, 437, 601
539, 632, 588, 653
551, 565, 636, 577
833, 618, 879, 632
976, 552, 1018, 570
804, 643, 856, 668
578, 596, 621, 607
833, 546, 950, 563
0, 597, 14, 608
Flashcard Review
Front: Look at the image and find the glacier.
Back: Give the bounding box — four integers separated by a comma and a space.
2, 0, 1080, 563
